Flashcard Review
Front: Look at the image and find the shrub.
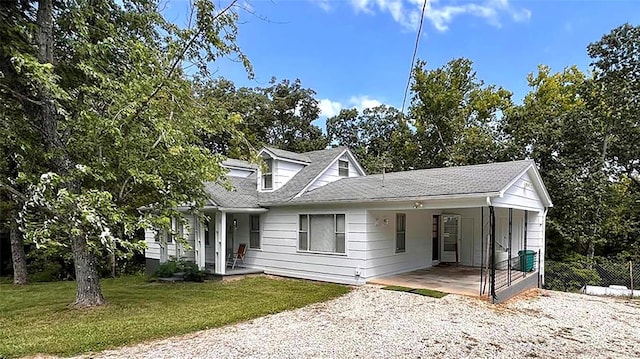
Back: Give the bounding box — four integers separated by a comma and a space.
544, 260, 601, 292
154, 260, 205, 282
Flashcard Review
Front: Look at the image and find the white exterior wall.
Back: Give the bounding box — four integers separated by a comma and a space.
144, 214, 196, 262
492, 171, 544, 211
364, 210, 433, 279
273, 160, 305, 190
245, 206, 367, 285
526, 210, 546, 280
308, 154, 362, 191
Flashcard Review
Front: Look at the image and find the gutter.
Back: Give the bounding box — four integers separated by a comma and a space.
262, 192, 502, 207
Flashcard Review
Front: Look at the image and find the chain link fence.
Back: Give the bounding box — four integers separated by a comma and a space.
545, 259, 640, 294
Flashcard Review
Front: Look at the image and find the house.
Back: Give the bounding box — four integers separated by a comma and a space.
144, 146, 552, 302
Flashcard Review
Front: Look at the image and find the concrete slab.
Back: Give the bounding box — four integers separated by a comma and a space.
368, 265, 484, 296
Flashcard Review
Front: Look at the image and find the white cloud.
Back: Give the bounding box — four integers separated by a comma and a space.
318, 96, 386, 117
318, 98, 344, 117
347, 0, 531, 32
349, 96, 382, 110
312, 0, 333, 12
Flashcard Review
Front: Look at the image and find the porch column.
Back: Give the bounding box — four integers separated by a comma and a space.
194, 218, 205, 269
508, 207, 513, 286
524, 210, 528, 251
214, 211, 227, 275
489, 206, 496, 300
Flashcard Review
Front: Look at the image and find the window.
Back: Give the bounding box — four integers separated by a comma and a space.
432, 215, 439, 260
396, 213, 406, 253
262, 158, 273, 189
250, 215, 261, 249
204, 220, 210, 246
338, 160, 349, 177
299, 214, 345, 254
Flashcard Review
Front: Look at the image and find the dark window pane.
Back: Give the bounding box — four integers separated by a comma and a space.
299, 215, 308, 231
336, 214, 345, 232
250, 232, 260, 249
299, 232, 308, 250
263, 174, 272, 189
251, 215, 260, 231
336, 233, 345, 253
396, 233, 406, 252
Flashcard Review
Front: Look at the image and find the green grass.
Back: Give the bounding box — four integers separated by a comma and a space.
0, 275, 350, 358
382, 285, 448, 298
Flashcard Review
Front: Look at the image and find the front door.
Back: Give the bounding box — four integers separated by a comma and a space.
441, 215, 461, 263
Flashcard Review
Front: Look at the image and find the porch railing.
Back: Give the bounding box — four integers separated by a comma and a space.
493, 250, 539, 293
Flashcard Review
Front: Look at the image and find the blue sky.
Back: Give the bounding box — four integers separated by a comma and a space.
167, 0, 639, 119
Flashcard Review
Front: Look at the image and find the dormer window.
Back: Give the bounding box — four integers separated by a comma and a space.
262, 158, 273, 189
338, 160, 349, 177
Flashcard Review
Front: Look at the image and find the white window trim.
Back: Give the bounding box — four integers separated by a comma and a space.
298, 213, 347, 255
338, 160, 349, 177
261, 158, 274, 190
249, 214, 262, 250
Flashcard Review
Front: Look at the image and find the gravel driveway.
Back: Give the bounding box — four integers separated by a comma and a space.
78, 286, 640, 359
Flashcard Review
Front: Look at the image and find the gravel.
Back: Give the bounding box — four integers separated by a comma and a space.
77, 286, 640, 359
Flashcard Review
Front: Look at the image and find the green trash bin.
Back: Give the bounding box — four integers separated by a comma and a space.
518, 250, 535, 272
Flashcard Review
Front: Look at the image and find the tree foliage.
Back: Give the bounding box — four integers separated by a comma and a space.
0, 0, 252, 306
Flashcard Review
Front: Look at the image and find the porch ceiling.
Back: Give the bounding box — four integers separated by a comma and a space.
369, 266, 483, 297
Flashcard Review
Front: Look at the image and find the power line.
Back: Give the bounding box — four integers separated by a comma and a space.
400, 0, 428, 114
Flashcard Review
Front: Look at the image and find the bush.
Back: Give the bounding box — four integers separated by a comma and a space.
544, 260, 601, 292
154, 260, 205, 282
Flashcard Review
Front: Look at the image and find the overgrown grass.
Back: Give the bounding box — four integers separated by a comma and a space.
382, 285, 448, 298
0, 275, 349, 358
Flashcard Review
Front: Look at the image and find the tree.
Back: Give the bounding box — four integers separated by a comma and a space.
327, 105, 413, 173
201, 77, 328, 155
409, 58, 512, 169
586, 23, 640, 184
0, 0, 252, 306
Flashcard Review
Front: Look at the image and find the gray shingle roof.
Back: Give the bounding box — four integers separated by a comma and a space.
285, 160, 534, 205
204, 175, 260, 208
222, 158, 257, 170
263, 146, 311, 163
205, 147, 347, 208
205, 147, 533, 208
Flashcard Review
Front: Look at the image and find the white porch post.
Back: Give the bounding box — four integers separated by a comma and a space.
214, 211, 227, 274
194, 218, 205, 270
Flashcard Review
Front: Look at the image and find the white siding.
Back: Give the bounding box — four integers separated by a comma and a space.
273, 160, 305, 190
492, 171, 544, 211
526, 210, 546, 280
145, 229, 160, 260
308, 154, 362, 192
245, 206, 367, 285
143, 214, 196, 262
364, 210, 433, 279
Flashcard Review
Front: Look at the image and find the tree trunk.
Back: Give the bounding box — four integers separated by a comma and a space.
35, 0, 106, 307
9, 217, 28, 285
72, 234, 106, 307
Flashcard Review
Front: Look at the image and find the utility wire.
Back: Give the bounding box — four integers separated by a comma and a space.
400, 0, 428, 114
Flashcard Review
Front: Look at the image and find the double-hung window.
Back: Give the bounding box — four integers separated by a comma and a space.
299, 214, 346, 254
338, 160, 349, 177
262, 158, 273, 190
396, 213, 406, 253
250, 215, 261, 249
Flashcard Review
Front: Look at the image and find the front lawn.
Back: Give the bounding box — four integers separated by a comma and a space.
0, 275, 349, 358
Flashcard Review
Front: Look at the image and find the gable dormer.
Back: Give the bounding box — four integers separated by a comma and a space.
257, 147, 310, 192
303, 149, 366, 193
